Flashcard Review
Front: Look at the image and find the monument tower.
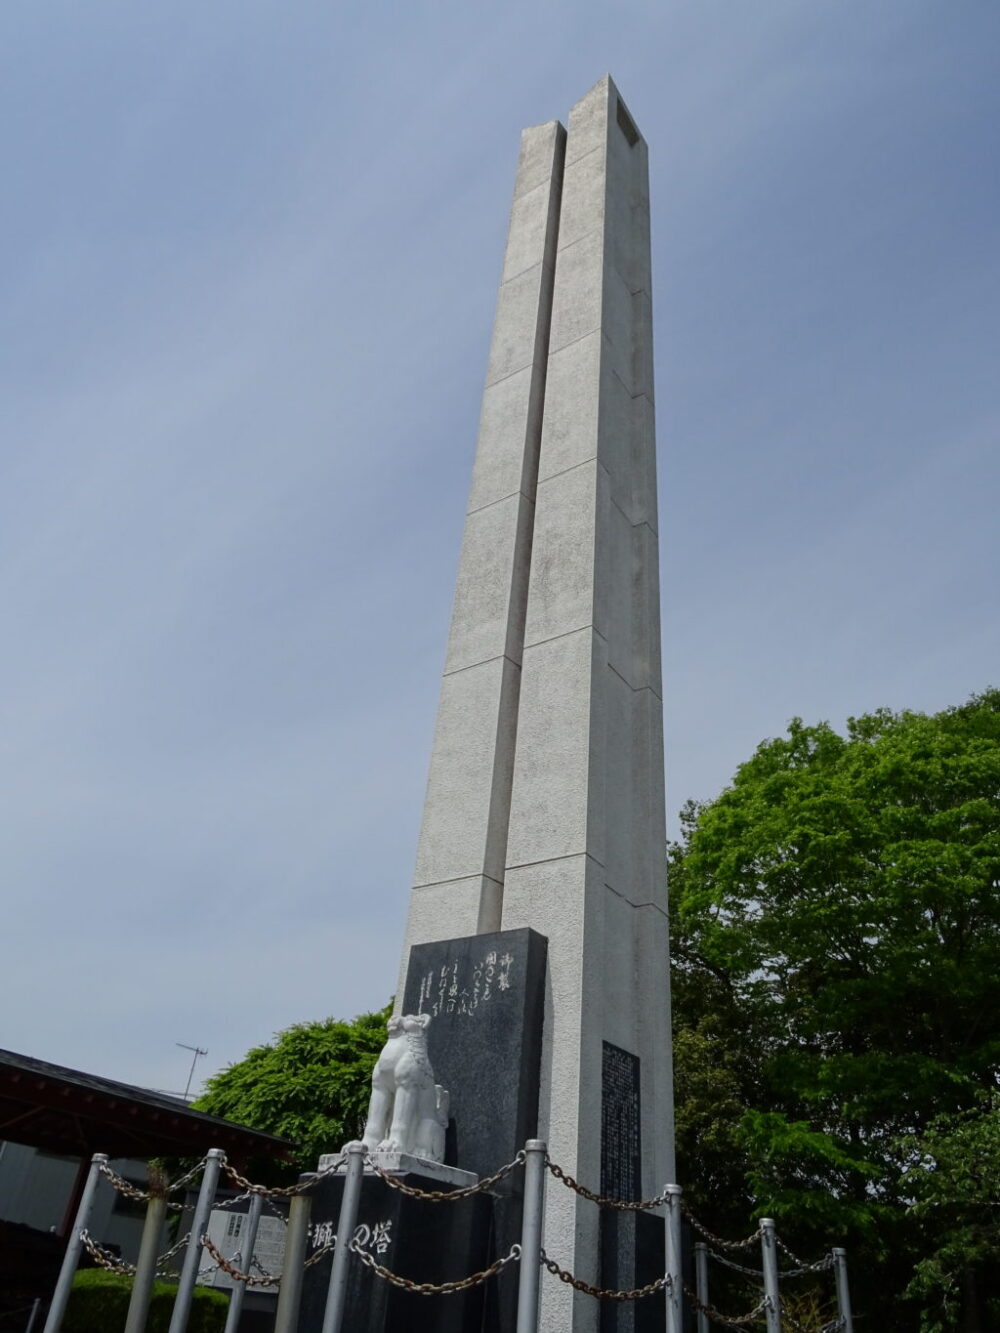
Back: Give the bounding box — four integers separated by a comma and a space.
397, 76, 674, 1329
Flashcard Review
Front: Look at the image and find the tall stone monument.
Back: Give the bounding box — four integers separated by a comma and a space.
397, 76, 674, 1331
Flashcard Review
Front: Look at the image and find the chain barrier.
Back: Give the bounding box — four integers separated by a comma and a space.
80, 1230, 137, 1276
221, 1158, 341, 1197
201, 1236, 282, 1287
167, 1157, 211, 1196
682, 1206, 761, 1252
155, 1231, 191, 1279
544, 1159, 670, 1211
304, 1239, 338, 1268
774, 1234, 837, 1276
540, 1249, 674, 1302
364, 1149, 525, 1201
683, 1282, 771, 1330
349, 1239, 521, 1294
706, 1248, 765, 1280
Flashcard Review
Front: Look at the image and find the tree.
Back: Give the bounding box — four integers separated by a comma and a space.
670, 690, 1000, 1329
194, 1004, 390, 1177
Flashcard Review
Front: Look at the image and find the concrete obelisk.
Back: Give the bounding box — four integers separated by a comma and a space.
398, 77, 673, 1331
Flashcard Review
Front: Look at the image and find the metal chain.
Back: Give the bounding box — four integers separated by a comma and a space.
201, 1236, 282, 1287
683, 1282, 771, 1330
97, 1161, 185, 1212
707, 1249, 765, 1280
167, 1157, 211, 1195
349, 1239, 521, 1294
156, 1231, 191, 1269
364, 1150, 524, 1201
544, 1159, 671, 1211
775, 1234, 835, 1274
304, 1239, 338, 1268
79, 1230, 137, 1276
682, 1207, 761, 1252
540, 1250, 673, 1302
221, 1160, 334, 1197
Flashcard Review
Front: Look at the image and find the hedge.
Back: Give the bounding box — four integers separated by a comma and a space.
65, 1269, 230, 1333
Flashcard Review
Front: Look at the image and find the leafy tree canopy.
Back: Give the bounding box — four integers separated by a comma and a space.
193, 1004, 390, 1176
670, 689, 1000, 1329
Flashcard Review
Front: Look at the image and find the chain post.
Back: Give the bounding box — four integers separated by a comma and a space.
664, 1184, 683, 1333
832, 1248, 854, 1333
167, 1149, 225, 1333
322, 1142, 366, 1333
693, 1242, 710, 1333
515, 1139, 545, 1333
273, 1177, 315, 1333
760, 1218, 781, 1333
222, 1191, 264, 1333
42, 1152, 108, 1333
24, 1299, 42, 1333
124, 1193, 168, 1333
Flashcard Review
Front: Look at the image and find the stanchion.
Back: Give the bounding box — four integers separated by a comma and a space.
832, 1247, 854, 1333
664, 1184, 683, 1333
322, 1142, 366, 1333
24, 1298, 42, 1333
167, 1149, 225, 1333
694, 1241, 710, 1333
273, 1181, 315, 1333
124, 1192, 169, 1333
760, 1218, 781, 1333
222, 1191, 264, 1333
41, 1152, 108, 1333
515, 1139, 545, 1333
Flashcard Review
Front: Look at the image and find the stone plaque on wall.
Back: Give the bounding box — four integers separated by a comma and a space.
601, 1041, 641, 1202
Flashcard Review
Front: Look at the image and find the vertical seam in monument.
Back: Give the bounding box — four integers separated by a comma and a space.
477, 123, 567, 934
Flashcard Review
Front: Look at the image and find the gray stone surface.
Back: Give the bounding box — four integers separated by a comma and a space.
394, 77, 674, 1332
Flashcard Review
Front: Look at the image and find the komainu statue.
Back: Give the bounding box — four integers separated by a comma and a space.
358, 1013, 449, 1162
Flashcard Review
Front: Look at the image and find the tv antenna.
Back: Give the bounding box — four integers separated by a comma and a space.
176, 1042, 208, 1100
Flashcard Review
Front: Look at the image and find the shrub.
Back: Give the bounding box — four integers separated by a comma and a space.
65, 1269, 230, 1333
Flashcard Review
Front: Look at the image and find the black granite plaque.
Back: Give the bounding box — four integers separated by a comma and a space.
601, 1041, 641, 1202
401, 927, 547, 1332
402, 927, 547, 1180
298, 1168, 492, 1333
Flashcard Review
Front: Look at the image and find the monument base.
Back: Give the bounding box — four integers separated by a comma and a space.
297, 1166, 496, 1333
317, 1150, 477, 1188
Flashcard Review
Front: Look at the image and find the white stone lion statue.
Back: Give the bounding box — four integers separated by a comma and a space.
358, 1013, 449, 1162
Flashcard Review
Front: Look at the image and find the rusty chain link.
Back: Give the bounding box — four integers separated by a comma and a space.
80, 1230, 137, 1276
683, 1206, 762, 1252
201, 1236, 281, 1287
540, 1250, 674, 1301
364, 1149, 524, 1200
221, 1159, 338, 1197
706, 1249, 765, 1280
544, 1159, 671, 1211
349, 1239, 521, 1294
304, 1239, 338, 1268
683, 1282, 771, 1330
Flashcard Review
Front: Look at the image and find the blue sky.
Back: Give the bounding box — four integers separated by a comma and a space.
2, 1, 997, 1098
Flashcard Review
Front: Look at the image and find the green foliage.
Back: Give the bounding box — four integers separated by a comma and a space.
193, 1003, 391, 1175
66, 1270, 228, 1333
901, 1100, 1000, 1331
670, 690, 1000, 1329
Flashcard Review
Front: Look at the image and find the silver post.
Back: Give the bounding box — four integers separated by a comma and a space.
760, 1218, 781, 1333
694, 1241, 710, 1333
322, 1143, 366, 1333
664, 1184, 683, 1333
515, 1139, 546, 1333
42, 1152, 108, 1333
272, 1179, 315, 1333
167, 1148, 225, 1333
24, 1299, 42, 1333
832, 1247, 854, 1333
124, 1192, 169, 1333
222, 1191, 264, 1333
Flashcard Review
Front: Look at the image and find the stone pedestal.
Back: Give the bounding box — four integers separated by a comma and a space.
297, 1167, 493, 1333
